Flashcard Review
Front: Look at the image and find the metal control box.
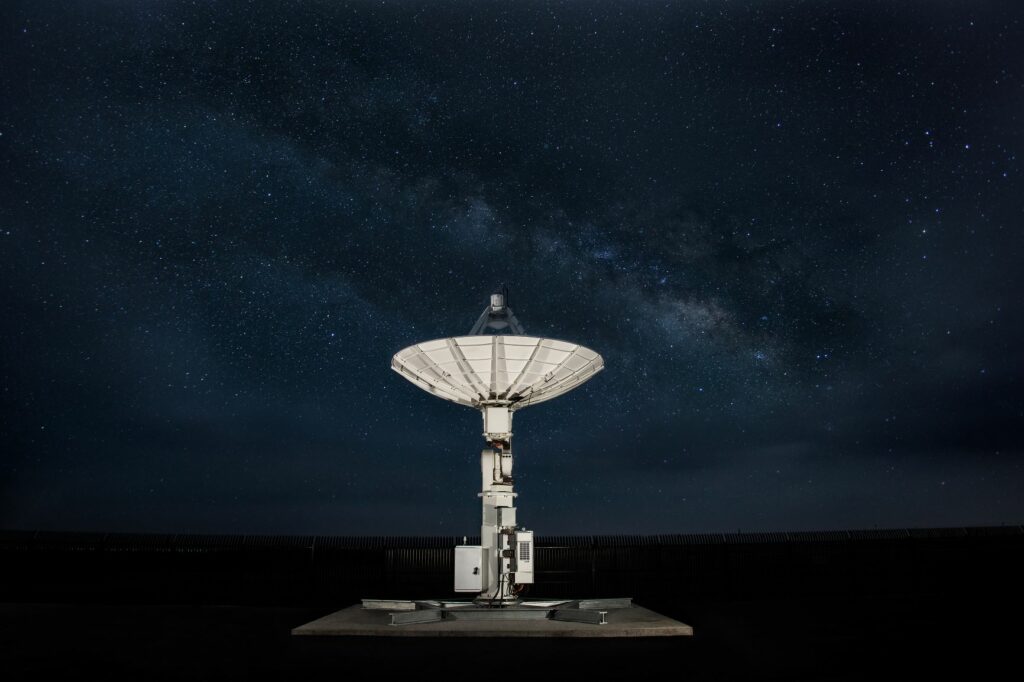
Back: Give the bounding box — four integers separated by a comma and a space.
454, 545, 486, 592
514, 530, 534, 584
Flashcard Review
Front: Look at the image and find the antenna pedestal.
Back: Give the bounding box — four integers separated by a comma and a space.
473, 446, 533, 604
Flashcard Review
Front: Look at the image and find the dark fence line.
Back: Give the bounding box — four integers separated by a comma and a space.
3, 525, 1021, 550
3, 526, 1022, 607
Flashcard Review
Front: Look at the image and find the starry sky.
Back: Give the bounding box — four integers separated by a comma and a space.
2, 1, 1023, 535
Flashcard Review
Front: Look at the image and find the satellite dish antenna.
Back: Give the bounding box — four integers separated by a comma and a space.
392, 289, 604, 604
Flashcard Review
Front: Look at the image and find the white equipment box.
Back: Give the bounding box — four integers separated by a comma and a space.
514, 530, 534, 584
454, 545, 486, 592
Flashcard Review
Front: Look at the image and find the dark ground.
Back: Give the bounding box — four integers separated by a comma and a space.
2, 529, 1020, 680
2, 597, 1013, 680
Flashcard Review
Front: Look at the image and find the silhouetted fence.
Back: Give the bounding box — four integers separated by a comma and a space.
2, 526, 1021, 606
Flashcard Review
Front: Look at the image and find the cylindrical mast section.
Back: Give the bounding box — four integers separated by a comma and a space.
477, 403, 525, 603
479, 445, 518, 603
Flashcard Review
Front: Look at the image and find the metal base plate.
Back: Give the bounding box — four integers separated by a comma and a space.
293, 599, 693, 638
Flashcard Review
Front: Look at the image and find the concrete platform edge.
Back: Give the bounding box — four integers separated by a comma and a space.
292, 604, 693, 638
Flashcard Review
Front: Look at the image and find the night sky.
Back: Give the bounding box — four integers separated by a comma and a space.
3, 1, 1023, 535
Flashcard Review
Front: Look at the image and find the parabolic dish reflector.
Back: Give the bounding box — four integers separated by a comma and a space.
391, 335, 604, 410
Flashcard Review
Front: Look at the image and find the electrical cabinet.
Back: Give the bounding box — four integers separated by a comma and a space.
514, 531, 534, 584
454, 545, 486, 592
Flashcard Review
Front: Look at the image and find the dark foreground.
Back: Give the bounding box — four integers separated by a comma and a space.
2, 527, 1021, 680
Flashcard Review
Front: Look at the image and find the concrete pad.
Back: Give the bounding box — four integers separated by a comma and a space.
292, 604, 693, 638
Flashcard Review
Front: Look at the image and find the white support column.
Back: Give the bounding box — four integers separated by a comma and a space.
478, 448, 518, 603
